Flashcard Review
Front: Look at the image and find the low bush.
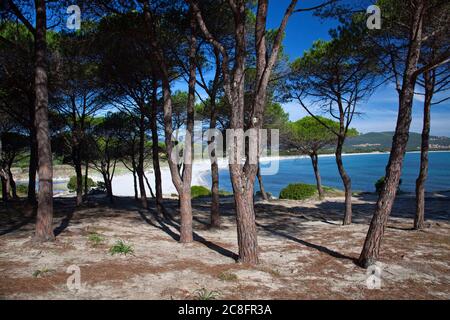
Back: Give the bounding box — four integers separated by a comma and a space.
279, 183, 317, 200
109, 240, 134, 256
191, 185, 211, 199
16, 184, 28, 196
67, 175, 96, 193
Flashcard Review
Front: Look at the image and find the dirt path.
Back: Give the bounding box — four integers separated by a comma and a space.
1, 193, 449, 299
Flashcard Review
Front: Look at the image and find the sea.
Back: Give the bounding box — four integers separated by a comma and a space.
213, 151, 450, 197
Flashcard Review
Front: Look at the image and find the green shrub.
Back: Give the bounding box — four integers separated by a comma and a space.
279, 183, 317, 200
191, 185, 211, 199
88, 233, 105, 246
375, 177, 402, 194
193, 288, 221, 300
67, 175, 96, 192
96, 181, 106, 192
109, 240, 134, 256
16, 184, 28, 196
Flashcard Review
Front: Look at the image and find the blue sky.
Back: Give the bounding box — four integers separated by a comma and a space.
177, 1, 450, 137
269, 0, 450, 137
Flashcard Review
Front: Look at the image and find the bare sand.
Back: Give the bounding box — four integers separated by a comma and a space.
0, 192, 449, 299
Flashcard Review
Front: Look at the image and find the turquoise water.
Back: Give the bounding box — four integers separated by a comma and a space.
214, 151, 450, 196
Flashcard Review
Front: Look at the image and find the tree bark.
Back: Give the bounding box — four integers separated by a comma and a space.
359, 1, 425, 268
74, 156, 83, 206
310, 152, 324, 199
210, 160, 221, 227
132, 163, 138, 201
336, 137, 352, 225
414, 70, 433, 230
84, 161, 89, 197
1, 174, 9, 202
232, 179, 259, 264
102, 172, 114, 204
28, 111, 38, 204
138, 112, 148, 209
34, 0, 54, 242
179, 191, 193, 243
150, 79, 163, 211
257, 164, 269, 200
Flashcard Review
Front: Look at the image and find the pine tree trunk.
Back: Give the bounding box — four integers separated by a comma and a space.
84, 161, 89, 198
311, 153, 324, 199
210, 160, 221, 228
257, 164, 268, 200
28, 115, 38, 204
1, 175, 9, 202
336, 137, 352, 225
138, 112, 148, 209
132, 166, 138, 201
209, 105, 221, 228
359, 1, 424, 268
179, 191, 193, 243
232, 179, 259, 264
74, 157, 83, 206
151, 80, 163, 211
34, 0, 54, 242
414, 70, 433, 230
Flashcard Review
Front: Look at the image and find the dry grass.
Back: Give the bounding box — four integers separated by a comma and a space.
0, 192, 449, 300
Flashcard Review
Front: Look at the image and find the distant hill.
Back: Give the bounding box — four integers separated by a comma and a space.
342, 132, 450, 153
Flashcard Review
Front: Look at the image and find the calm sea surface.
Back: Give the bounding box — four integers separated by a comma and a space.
214, 151, 450, 197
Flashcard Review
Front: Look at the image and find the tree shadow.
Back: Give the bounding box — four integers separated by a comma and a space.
138, 207, 238, 261
256, 222, 356, 263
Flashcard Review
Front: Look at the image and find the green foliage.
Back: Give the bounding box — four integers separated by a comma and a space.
67, 175, 96, 192
193, 288, 221, 300
88, 233, 105, 246
16, 185, 28, 196
279, 183, 317, 200
109, 240, 134, 256
32, 267, 55, 278
96, 181, 106, 192
264, 102, 289, 130
191, 186, 211, 199
375, 177, 402, 194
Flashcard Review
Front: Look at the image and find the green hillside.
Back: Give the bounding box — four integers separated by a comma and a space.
343, 132, 450, 153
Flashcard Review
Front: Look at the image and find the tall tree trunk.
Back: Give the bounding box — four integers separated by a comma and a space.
28, 114, 38, 204
232, 179, 259, 264
34, 0, 54, 242
150, 79, 163, 211
143, 172, 155, 198
359, 1, 424, 268
84, 161, 89, 197
74, 155, 83, 206
132, 165, 138, 200
103, 172, 114, 204
206, 48, 222, 228
336, 137, 352, 225
179, 191, 193, 242
1, 174, 9, 202
414, 70, 433, 230
210, 160, 221, 227
6, 164, 18, 199
257, 164, 268, 200
310, 152, 324, 199
177, 12, 197, 243
138, 112, 148, 209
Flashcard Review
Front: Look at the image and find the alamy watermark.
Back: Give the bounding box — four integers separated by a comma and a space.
366, 5, 381, 30
170, 121, 280, 176
66, 5, 81, 31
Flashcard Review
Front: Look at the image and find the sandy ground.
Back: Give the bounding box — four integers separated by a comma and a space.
0, 192, 449, 300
